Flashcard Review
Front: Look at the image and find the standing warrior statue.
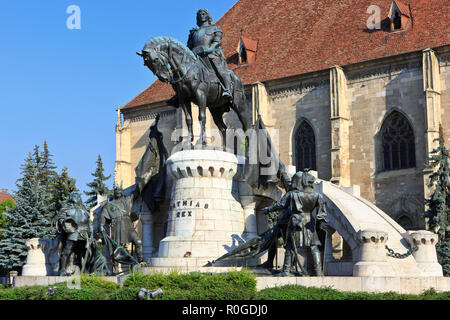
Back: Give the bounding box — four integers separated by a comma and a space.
98, 186, 144, 264
260, 171, 328, 276
188, 9, 232, 100
53, 192, 101, 276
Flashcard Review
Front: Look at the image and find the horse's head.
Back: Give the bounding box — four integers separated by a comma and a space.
137, 46, 171, 84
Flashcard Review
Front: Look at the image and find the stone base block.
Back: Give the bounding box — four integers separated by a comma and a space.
352, 261, 396, 277
416, 262, 444, 277
143, 265, 243, 274
22, 264, 54, 277
324, 261, 354, 276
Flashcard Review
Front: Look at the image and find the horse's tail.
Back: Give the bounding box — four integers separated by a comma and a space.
230, 73, 250, 131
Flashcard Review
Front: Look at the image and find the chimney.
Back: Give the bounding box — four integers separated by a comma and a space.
1, 189, 7, 194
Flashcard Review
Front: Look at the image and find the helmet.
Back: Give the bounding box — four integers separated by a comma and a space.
291, 171, 316, 189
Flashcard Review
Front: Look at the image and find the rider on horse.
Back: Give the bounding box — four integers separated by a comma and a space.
187, 9, 232, 100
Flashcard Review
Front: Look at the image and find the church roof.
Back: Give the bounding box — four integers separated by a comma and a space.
393, 0, 412, 17
0, 189, 14, 204
123, 0, 449, 109
240, 36, 258, 52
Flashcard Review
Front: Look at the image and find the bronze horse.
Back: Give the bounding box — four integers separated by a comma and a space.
137, 36, 251, 147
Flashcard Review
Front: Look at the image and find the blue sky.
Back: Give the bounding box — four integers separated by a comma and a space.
0, 1, 237, 197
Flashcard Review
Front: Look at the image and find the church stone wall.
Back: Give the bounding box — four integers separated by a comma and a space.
118, 107, 178, 188
268, 80, 332, 181
346, 59, 426, 228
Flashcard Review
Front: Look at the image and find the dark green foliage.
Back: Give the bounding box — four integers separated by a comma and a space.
0, 152, 55, 274
0, 199, 15, 240
51, 167, 78, 213
107, 287, 141, 300
255, 285, 450, 300
118, 270, 257, 300
84, 155, 111, 209
436, 238, 450, 276
39, 141, 58, 199
424, 126, 450, 275
44, 275, 118, 300
0, 275, 118, 300
425, 126, 449, 238
0, 285, 48, 300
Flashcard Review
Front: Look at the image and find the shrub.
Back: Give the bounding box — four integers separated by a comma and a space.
255, 285, 450, 300
119, 269, 257, 300
0, 286, 47, 300
44, 275, 118, 300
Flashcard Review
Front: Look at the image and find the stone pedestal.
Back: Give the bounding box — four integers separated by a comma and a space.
22, 238, 60, 276
150, 150, 245, 267
240, 196, 258, 241
407, 230, 443, 276
353, 229, 395, 277
141, 210, 154, 263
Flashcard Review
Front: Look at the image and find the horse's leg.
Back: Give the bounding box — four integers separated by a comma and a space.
233, 96, 250, 132
179, 99, 193, 148
196, 93, 208, 148
211, 109, 227, 151
230, 76, 251, 131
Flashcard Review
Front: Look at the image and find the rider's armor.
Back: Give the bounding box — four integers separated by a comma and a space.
60, 206, 92, 242
187, 24, 232, 97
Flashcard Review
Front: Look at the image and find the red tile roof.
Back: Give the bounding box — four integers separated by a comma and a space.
240, 36, 258, 52
0, 192, 14, 204
393, 0, 411, 17
123, 0, 450, 109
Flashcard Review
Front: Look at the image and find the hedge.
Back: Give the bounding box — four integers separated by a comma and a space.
114, 269, 257, 300
0, 272, 449, 300
255, 285, 450, 300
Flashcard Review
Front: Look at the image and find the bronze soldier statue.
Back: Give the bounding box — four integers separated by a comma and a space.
187, 9, 232, 100
98, 186, 144, 264
260, 172, 328, 276
53, 192, 94, 276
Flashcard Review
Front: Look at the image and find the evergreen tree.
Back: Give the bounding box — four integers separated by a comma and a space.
52, 167, 78, 213
39, 140, 58, 196
0, 199, 15, 240
0, 152, 55, 274
424, 125, 450, 276
424, 126, 450, 238
84, 155, 111, 209
436, 239, 450, 276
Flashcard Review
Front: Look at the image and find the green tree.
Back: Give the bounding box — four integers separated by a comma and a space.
0, 152, 55, 274
84, 155, 111, 209
424, 125, 450, 275
52, 167, 78, 213
39, 140, 58, 196
0, 199, 16, 240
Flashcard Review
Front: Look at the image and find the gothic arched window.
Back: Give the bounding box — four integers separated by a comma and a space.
381, 111, 416, 171
295, 121, 317, 171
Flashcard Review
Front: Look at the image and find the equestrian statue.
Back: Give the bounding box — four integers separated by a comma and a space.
137, 9, 251, 148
